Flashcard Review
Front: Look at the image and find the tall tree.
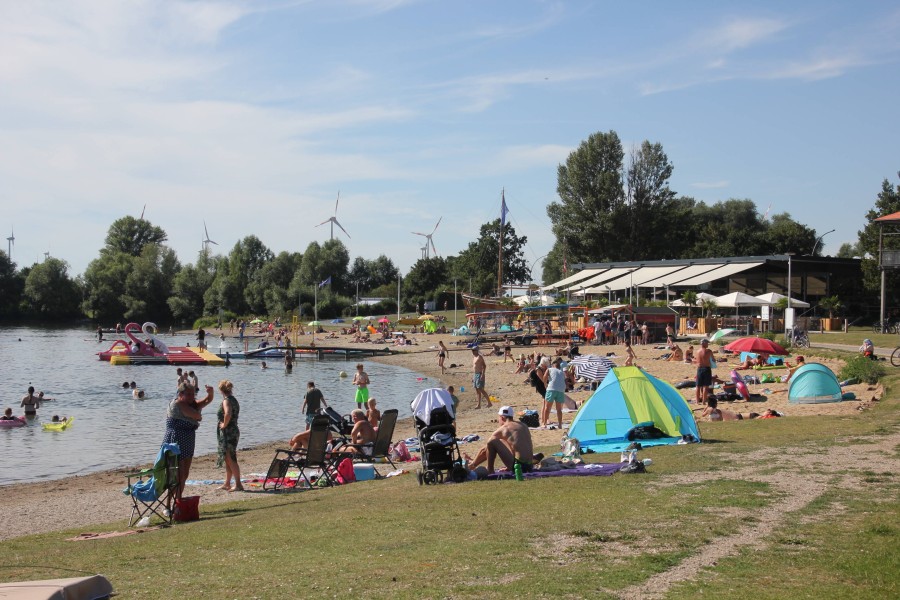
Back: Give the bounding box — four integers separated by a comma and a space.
451, 219, 528, 296
619, 141, 678, 260
23, 258, 82, 318
403, 257, 449, 310
765, 213, 818, 255
169, 250, 217, 324
102, 216, 167, 257
0, 251, 24, 319
858, 172, 900, 295
548, 131, 625, 264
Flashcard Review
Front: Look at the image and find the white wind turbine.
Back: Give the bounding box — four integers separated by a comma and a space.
202, 221, 218, 253
316, 192, 350, 240
6, 227, 13, 258
412, 217, 442, 258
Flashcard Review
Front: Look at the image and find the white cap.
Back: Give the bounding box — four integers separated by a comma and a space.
498, 406, 514, 418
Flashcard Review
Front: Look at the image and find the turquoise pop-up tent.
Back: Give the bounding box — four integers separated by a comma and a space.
568, 366, 700, 453
788, 363, 842, 403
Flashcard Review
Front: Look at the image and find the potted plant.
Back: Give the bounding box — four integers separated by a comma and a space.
818, 295, 843, 331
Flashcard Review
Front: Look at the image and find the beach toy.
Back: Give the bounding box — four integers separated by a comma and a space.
416, 377, 425, 381
730, 370, 750, 401
459, 386, 465, 392
339, 371, 348, 378
0, 416, 27, 428
42, 417, 75, 431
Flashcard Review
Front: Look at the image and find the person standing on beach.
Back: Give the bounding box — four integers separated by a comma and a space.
162, 382, 214, 499
541, 357, 566, 429
216, 380, 242, 492
437, 341, 448, 374
694, 338, 714, 404
97, 325, 104, 342
472, 347, 491, 409
352, 363, 370, 410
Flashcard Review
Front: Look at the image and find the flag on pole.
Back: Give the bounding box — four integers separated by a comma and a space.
318, 276, 332, 288
500, 194, 509, 227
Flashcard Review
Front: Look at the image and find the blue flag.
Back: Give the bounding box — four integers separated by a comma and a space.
500, 194, 509, 227
318, 276, 332, 288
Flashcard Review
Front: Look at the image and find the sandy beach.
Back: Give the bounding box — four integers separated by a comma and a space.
0, 331, 879, 542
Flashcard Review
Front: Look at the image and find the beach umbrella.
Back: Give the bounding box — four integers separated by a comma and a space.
754, 292, 810, 308
724, 337, 789, 356
307, 321, 321, 326
708, 328, 737, 342
352, 316, 366, 321
249, 318, 264, 324
713, 292, 768, 308
419, 314, 436, 321
330, 318, 345, 324
410, 388, 455, 424
364, 316, 376, 321
569, 354, 616, 383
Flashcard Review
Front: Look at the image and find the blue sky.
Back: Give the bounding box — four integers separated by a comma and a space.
1, 1, 897, 279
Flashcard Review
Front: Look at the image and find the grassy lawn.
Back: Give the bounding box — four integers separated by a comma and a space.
809, 326, 898, 349
2, 379, 898, 598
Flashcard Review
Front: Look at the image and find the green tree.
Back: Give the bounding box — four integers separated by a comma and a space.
102, 216, 167, 257
836, 242, 863, 258
0, 251, 24, 319
23, 258, 82, 318
548, 131, 625, 264
618, 141, 679, 260
82, 251, 132, 320
121, 244, 180, 321
350, 255, 400, 294
765, 213, 818, 255
257, 251, 303, 316
681, 290, 698, 319
169, 250, 217, 323
858, 172, 900, 295
451, 219, 528, 296
688, 199, 767, 257
403, 257, 449, 310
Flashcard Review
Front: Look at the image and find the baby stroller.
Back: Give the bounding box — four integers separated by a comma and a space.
411, 388, 467, 485
323, 406, 353, 437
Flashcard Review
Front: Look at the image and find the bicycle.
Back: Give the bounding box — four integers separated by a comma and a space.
873, 320, 898, 334
891, 347, 900, 367
788, 329, 810, 348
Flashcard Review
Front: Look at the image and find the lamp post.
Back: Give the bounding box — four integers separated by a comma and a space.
812, 229, 836, 256
785, 253, 794, 338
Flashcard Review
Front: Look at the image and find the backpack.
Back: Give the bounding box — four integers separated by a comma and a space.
390, 441, 412, 462
619, 460, 646, 474
334, 458, 356, 485
560, 436, 581, 458
519, 411, 540, 428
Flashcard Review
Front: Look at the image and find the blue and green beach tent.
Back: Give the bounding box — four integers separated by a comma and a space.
788, 363, 842, 404
568, 366, 700, 452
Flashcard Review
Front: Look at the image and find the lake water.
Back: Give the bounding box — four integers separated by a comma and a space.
0, 326, 435, 486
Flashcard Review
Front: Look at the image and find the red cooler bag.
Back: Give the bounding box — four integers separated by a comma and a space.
174, 495, 200, 522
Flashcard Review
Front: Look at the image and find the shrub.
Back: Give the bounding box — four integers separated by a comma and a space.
758, 331, 778, 341
839, 355, 886, 385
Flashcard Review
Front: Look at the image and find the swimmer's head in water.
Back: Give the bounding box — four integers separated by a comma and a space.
122, 382, 129, 389
137, 390, 145, 398
52, 415, 59, 422
129, 381, 136, 388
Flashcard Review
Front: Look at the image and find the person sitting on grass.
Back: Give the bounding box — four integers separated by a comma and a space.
465, 406, 535, 475
860, 339, 876, 360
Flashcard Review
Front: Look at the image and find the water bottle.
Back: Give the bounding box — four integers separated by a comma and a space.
514, 463, 524, 481
137, 516, 151, 527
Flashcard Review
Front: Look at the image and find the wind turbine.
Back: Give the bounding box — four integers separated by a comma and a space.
412, 217, 442, 259
6, 227, 13, 258
202, 221, 218, 253
316, 192, 350, 240
43, 251, 50, 262
139, 204, 146, 220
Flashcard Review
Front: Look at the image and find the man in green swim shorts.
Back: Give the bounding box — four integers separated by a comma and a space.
352, 363, 370, 410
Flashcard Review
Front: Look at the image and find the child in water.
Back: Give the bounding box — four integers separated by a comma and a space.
51, 415, 68, 423
261, 361, 268, 370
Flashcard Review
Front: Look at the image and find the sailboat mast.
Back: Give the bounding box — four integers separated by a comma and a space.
497, 188, 505, 299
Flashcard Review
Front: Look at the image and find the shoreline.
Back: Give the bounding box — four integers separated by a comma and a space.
0, 331, 878, 541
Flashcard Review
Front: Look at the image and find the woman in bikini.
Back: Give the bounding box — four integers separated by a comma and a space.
437, 341, 448, 374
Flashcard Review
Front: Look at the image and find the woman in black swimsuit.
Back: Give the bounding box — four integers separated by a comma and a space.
20, 386, 40, 417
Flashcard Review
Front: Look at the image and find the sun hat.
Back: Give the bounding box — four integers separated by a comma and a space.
498, 406, 514, 418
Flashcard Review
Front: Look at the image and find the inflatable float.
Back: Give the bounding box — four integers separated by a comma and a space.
0, 416, 27, 428
98, 322, 224, 366
730, 370, 751, 401
42, 417, 75, 431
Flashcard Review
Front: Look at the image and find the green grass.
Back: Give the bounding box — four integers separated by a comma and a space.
808, 326, 898, 349
2, 375, 900, 598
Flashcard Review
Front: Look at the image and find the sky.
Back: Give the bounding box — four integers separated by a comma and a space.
1, 0, 898, 280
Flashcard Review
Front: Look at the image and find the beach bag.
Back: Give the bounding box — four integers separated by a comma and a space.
174, 495, 200, 522
519, 411, 540, 428
390, 441, 412, 462
335, 458, 356, 485
560, 436, 581, 458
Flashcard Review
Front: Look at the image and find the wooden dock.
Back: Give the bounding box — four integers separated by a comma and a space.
293, 345, 394, 359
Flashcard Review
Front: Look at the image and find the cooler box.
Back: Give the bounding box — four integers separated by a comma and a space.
353, 464, 376, 481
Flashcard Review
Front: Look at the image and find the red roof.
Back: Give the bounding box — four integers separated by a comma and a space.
874, 211, 900, 222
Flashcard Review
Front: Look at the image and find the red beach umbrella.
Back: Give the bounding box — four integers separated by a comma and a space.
723, 337, 789, 356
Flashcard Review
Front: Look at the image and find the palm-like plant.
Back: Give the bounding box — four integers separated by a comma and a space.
681, 290, 698, 319
701, 298, 718, 318
818, 295, 842, 319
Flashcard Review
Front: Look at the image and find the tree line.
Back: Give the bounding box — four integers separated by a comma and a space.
1, 130, 894, 324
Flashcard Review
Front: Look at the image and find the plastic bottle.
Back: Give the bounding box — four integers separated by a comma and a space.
137, 516, 151, 527
514, 463, 524, 481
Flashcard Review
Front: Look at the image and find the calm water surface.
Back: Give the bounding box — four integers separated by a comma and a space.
0, 327, 435, 485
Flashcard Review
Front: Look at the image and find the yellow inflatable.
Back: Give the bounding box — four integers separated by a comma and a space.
42, 417, 75, 431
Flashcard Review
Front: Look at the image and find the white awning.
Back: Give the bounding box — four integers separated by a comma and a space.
585, 265, 688, 292
648, 263, 732, 287
671, 262, 763, 287
544, 268, 607, 290
561, 267, 637, 292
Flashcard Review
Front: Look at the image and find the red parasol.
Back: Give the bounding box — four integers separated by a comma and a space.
723, 337, 789, 356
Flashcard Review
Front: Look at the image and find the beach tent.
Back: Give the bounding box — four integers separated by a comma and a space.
788, 363, 842, 403
568, 366, 700, 452
422, 319, 437, 333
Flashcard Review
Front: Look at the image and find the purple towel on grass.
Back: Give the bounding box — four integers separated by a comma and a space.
486, 463, 622, 480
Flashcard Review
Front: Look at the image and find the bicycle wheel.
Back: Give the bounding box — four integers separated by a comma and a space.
891, 347, 900, 368
798, 335, 810, 348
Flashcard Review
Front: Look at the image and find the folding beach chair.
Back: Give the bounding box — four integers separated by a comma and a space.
124, 443, 180, 526
263, 415, 337, 491
340, 409, 399, 476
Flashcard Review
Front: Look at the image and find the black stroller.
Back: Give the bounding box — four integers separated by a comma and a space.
411, 388, 467, 485
323, 406, 353, 437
